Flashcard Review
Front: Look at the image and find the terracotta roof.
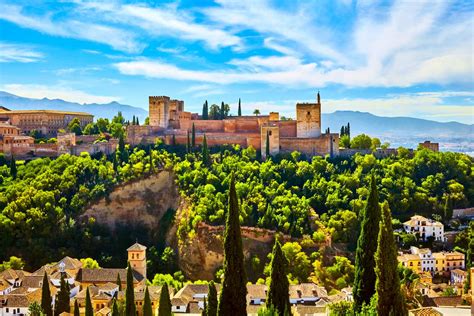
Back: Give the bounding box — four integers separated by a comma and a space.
422, 295, 464, 307
187, 301, 201, 314
289, 283, 327, 299
451, 269, 466, 276
76, 268, 144, 283
0, 109, 93, 116
409, 307, 442, 316
99, 282, 119, 291
294, 305, 327, 315
127, 243, 147, 251
246, 284, 267, 299
97, 306, 111, 315
53, 257, 83, 271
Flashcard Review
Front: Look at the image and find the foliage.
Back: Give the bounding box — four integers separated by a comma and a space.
217, 174, 247, 316
74, 300, 80, 316
238, 98, 242, 116
328, 301, 354, 315
85, 287, 93, 316
41, 272, 52, 316
266, 240, 290, 316
353, 174, 381, 311
80, 258, 100, 269
67, 118, 82, 136
29, 302, 44, 316
340, 135, 350, 149
55, 273, 70, 315
143, 287, 153, 316
158, 284, 172, 316
151, 272, 185, 290
312, 256, 354, 291
0, 256, 24, 271
464, 222, 473, 293
125, 262, 136, 316
207, 281, 218, 316
442, 286, 457, 296
350, 134, 372, 150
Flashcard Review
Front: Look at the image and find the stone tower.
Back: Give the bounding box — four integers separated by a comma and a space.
261, 124, 280, 159
296, 92, 321, 138
149, 96, 170, 128
127, 243, 147, 280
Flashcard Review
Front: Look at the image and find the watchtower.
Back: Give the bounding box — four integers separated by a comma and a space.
149, 96, 170, 128
127, 242, 147, 280
296, 92, 321, 138
261, 124, 280, 159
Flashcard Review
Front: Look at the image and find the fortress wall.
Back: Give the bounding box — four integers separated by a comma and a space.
278, 121, 297, 137
235, 119, 260, 133
280, 134, 338, 156
224, 120, 237, 133
190, 120, 225, 132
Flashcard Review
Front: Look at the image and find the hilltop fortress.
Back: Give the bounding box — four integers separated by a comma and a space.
128, 92, 339, 157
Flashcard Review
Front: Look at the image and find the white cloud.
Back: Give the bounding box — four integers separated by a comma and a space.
1, 84, 119, 104
0, 4, 143, 53
0, 42, 43, 63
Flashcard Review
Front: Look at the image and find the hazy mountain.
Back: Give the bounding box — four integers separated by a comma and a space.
0, 91, 148, 121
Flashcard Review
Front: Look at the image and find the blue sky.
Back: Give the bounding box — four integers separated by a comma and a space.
0, 0, 473, 123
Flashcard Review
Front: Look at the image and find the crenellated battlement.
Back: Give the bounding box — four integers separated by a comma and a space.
149, 96, 171, 102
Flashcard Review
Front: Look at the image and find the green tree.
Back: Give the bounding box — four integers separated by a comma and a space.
209, 104, 220, 120
267, 240, 290, 316
202, 134, 210, 166
80, 258, 100, 269
0, 256, 24, 271
125, 262, 136, 316
41, 272, 52, 316
186, 130, 191, 153
67, 118, 82, 135
253, 109, 260, 116
265, 131, 270, 160
207, 281, 218, 316
351, 134, 372, 150
375, 202, 407, 316
340, 135, 350, 149
238, 98, 242, 116
116, 273, 122, 291
74, 300, 79, 316
29, 302, 44, 316
9, 156, 17, 179
111, 299, 119, 316
257, 305, 279, 316
203, 100, 209, 120
143, 287, 153, 316
353, 174, 382, 311
464, 222, 473, 293
158, 284, 172, 316
202, 298, 207, 316
55, 273, 70, 315
217, 174, 247, 316
85, 287, 93, 316
192, 123, 196, 148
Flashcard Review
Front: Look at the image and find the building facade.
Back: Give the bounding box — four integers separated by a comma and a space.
403, 215, 445, 242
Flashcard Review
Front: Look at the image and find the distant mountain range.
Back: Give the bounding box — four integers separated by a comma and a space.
0, 91, 148, 121
1, 91, 472, 153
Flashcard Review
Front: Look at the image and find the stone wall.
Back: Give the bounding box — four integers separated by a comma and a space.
296, 103, 321, 138
280, 133, 338, 156
261, 125, 280, 159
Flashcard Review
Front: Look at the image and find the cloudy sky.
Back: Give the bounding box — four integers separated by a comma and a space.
0, 0, 473, 123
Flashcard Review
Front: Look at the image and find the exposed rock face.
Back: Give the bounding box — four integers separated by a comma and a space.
82, 170, 179, 231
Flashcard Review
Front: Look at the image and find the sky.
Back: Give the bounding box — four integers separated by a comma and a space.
0, 0, 473, 124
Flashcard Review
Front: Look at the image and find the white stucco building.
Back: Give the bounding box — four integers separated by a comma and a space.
403, 215, 445, 242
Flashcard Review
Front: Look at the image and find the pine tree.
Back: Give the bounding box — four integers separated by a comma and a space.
375, 202, 407, 316
9, 156, 17, 179
41, 272, 52, 316
85, 287, 93, 316
238, 98, 242, 116
55, 273, 70, 315
74, 300, 80, 316
265, 131, 270, 160
192, 123, 196, 148
125, 262, 136, 316
353, 174, 382, 311
202, 134, 210, 166
202, 298, 207, 316
112, 299, 119, 316
116, 273, 122, 291
207, 281, 218, 316
186, 130, 191, 153
143, 287, 153, 316
267, 240, 290, 316
217, 174, 247, 316
158, 284, 172, 316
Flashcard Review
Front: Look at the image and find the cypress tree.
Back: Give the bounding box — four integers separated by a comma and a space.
217, 174, 247, 316
111, 299, 119, 316
116, 273, 122, 291
172, 134, 176, 146
192, 123, 196, 148
9, 156, 17, 179
55, 273, 70, 315
143, 287, 153, 316
158, 284, 172, 316
73, 300, 79, 316
220, 102, 225, 120
464, 222, 473, 293
132, 115, 136, 125
203, 101, 209, 120
347, 122, 350, 138
202, 298, 207, 316
375, 202, 407, 315
202, 134, 210, 166
238, 98, 242, 116
207, 281, 217, 316
265, 131, 270, 159
267, 240, 290, 316
41, 272, 52, 316
186, 130, 191, 153
125, 262, 136, 316
353, 174, 382, 311
340, 126, 345, 136
136, 118, 140, 125
85, 287, 93, 316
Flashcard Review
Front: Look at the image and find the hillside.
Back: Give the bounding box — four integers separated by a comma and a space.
0, 91, 148, 121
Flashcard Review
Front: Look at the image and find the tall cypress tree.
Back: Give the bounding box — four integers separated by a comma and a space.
207, 281, 217, 316
192, 123, 196, 148
111, 299, 119, 316
41, 272, 52, 316
85, 287, 93, 316
9, 156, 17, 179
172, 134, 176, 146
202, 134, 210, 166
217, 174, 247, 316
353, 174, 382, 311
55, 273, 70, 315
125, 262, 136, 316
143, 287, 153, 316
73, 299, 79, 316
267, 240, 290, 316
464, 222, 473, 293
347, 122, 351, 138
186, 130, 191, 153
158, 284, 172, 316
220, 102, 226, 119
116, 273, 122, 291
375, 202, 407, 315
203, 101, 209, 120
202, 298, 207, 316
238, 98, 242, 116
265, 131, 270, 159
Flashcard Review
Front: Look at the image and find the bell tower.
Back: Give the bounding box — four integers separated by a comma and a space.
127, 243, 147, 280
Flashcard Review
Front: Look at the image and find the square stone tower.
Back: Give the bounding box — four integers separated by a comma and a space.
127, 242, 147, 280
261, 124, 280, 159
149, 96, 170, 128
296, 92, 321, 138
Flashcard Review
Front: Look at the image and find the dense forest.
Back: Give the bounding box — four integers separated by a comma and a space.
0, 140, 472, 290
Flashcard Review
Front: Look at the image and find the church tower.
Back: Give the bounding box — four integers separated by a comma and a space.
127, 243, 147, 280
